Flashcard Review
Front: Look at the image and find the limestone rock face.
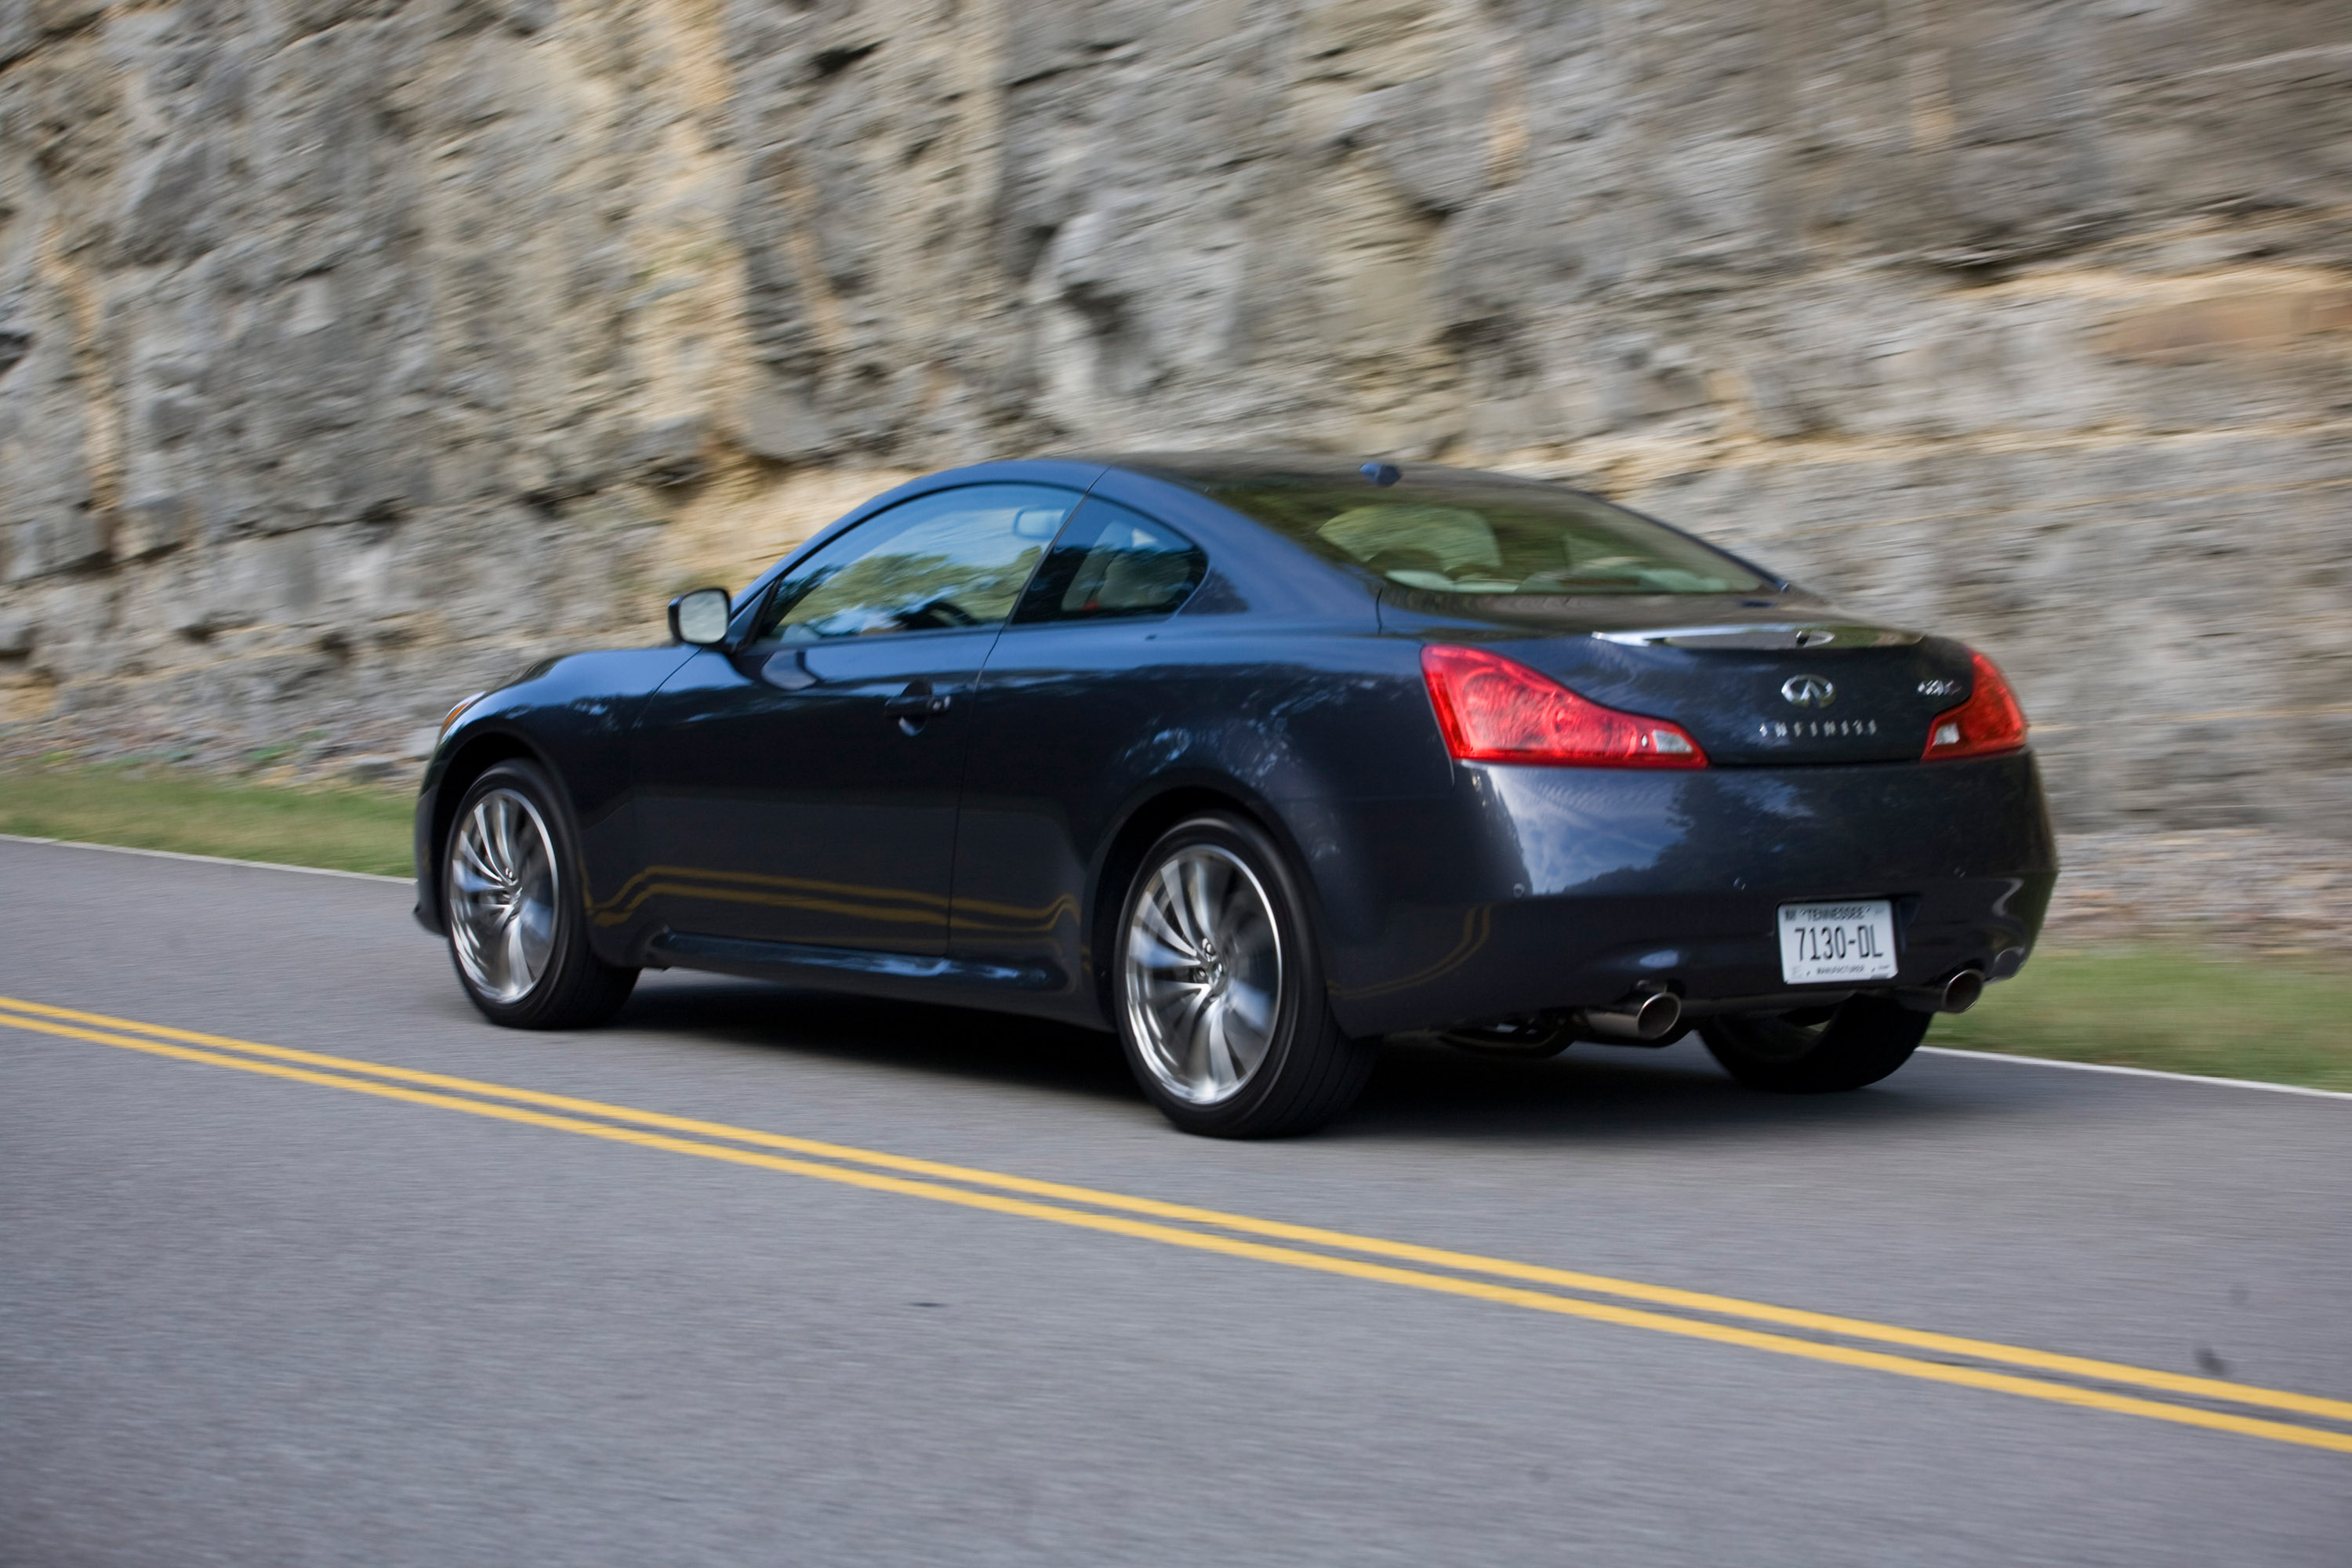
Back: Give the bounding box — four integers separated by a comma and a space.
1, 0, 2347, 834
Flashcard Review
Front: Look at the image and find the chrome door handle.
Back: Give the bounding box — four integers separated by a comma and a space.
883, 692, 951, 717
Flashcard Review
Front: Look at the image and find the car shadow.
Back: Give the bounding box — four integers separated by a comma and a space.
616, 974, 2009, 1143
1338, 1036, 1991, 1145
618, 974, 1140, 1105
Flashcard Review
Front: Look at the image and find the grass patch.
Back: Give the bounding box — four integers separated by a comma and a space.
0, 765, 413, 877
1938, 948, 2352, 1094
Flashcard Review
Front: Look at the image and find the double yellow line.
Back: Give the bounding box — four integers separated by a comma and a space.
5, 990, 2350, 1456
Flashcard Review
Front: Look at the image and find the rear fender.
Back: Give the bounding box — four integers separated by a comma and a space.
1086, 768, 1396, 1029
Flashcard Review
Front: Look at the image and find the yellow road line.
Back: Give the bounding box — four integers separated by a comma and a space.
6, 994, 2344, 1428
5, 997, 2350, 1455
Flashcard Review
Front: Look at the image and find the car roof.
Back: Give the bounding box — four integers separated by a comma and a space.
1084, 452, 1567, 494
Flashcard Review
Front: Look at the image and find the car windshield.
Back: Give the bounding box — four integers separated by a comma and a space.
1200, 477, 1766, 596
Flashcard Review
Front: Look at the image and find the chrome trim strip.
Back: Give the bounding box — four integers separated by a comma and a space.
1592, 623, 1924, 650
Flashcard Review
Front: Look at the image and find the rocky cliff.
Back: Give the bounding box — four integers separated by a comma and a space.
2, 0, 2347, 831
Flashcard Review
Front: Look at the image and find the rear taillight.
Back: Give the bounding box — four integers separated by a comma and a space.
1421, 645, 1707, 768
1922, 651, 2028, 760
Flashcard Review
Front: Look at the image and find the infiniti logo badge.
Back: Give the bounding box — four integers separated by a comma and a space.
1781, 676, 1835, 707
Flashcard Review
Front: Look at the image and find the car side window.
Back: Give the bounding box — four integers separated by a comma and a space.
756, 484, 1077, 643
1013, 497, 1206, 625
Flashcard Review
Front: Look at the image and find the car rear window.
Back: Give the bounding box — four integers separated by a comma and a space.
1014, 497, 1206, 624
1201, 477, 1766, 597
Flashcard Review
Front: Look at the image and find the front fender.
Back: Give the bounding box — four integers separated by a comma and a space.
413, 645, 695, 946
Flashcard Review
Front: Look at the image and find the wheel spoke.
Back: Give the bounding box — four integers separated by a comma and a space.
1175, 987, 1215, 1083
1224, 978, 1275, 1039
1228, 902, 1271, 954
1153, 864, 1201, 951
457, 823, 499, 886
479, 799, 504, 883
477, 911, 510, 995
1181, 857, 1221, 957
515, 895, 554, 977
1201, 1005, 1240, 1093
1127, 926, 1197, 976
1134, 894, 1197, 964
454, 821, 503, 899
1225, 1014, 1271, 1080
450, 913, 482, 978
1154, 980, 1209, 1044
501, 799, 529, 884
514, 840, 550, 905
502, 911, 532, 990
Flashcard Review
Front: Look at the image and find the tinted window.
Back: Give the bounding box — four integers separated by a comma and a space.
1201, 477, 1764, 596
1013, 498, 1205, 624
757, 484, 1076, 641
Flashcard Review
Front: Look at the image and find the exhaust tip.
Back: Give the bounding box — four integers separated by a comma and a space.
1632, 990, 1683, 1040
1576, 991, 1683, 1043
1896, 969, 1988, 1014
1940, 969, 1985, 1014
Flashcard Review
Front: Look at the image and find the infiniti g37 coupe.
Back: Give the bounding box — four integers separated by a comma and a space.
415, 455, 2056, 1137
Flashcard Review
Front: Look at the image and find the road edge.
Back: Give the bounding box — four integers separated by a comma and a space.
0, 832, 408, 884
1916, 1047, 2352, 1102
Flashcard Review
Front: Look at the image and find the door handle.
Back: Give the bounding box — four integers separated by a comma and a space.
884, 683, 952, 734
883, 691, 952, 717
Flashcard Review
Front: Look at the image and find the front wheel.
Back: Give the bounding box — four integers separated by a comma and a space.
1699, 996, 1931, 1093
444, 760, 638, 1029
1112, 813, 1376, 1138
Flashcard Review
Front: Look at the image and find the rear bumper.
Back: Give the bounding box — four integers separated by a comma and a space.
1310, 751, 2056, 1037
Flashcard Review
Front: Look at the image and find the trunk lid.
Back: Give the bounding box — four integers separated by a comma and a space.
1381, 589, 1980, 765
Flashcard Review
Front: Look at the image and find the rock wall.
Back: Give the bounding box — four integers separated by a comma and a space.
2, 0, 2348, 829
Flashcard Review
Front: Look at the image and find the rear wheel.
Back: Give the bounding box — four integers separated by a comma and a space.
1113, 814, 1376, 1138
1699, 996, 1930, 1093
444, 760, 638, 1029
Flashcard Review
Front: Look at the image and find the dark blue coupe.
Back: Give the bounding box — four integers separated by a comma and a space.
416, 455, 2055, 1136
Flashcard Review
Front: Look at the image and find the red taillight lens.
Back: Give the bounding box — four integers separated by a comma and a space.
1421, 645, 1707, 768
1922, 650, 2028, 760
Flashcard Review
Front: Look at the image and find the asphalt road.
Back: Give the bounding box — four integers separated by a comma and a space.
2, 837, 2348, 1566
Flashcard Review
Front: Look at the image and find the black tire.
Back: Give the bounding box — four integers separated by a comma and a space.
442, 760, 638, 1030
1112, 812, 1376, 1138
1699, 995, 1931, 1093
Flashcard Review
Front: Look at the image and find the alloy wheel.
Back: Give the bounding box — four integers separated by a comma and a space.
1122, 844, 1284, 1105
447, 786, 560, 1004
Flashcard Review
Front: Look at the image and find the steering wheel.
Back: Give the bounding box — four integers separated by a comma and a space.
892, 597, 982, 631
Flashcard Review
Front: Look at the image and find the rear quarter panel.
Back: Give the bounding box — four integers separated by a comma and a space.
951, 611, 1455, 1025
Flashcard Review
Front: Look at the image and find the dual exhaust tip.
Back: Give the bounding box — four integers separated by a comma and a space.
1574, 967, 1985, 1044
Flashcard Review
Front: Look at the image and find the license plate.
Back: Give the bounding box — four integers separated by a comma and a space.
1778, 900, 1898, 985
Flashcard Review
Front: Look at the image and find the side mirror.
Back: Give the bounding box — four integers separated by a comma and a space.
668, 587, 733, 647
